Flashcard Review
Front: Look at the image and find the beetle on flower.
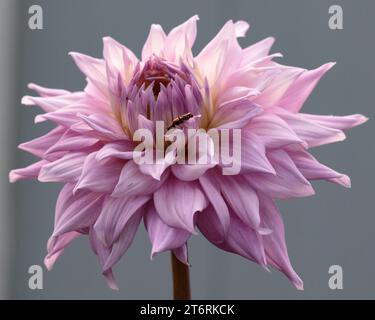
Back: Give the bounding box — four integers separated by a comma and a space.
10, 15, 367, 291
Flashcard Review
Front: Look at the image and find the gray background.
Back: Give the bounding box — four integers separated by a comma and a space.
3, 0, 374, 299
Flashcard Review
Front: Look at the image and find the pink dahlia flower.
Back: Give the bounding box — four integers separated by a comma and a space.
10, 16, 367, 290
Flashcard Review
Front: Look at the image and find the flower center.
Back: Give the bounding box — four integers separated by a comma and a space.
137, 60, 171, 97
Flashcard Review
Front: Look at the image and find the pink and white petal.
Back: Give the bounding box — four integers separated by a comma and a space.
77, 113, 128, 141
94, 195, 150, 247
198, 207, 266, 266
274, 109, 346, 148
22, 92, 85, 113
9, 160, 48, 183
89, 228, 119, 290
44, 130, 100, 157
38, 152, 87, 183
112, 160, 167, 197
196, 205, 226, 245
52, 183, 104, 236
210, 100, 262, 129
44, 231, 80, 270
198, 170, 230, 240
27, 82, 71, 97
164, 15, 199, 62
74, 152, 124, 194
34, 103, 94, 127
173, 244, 189, 265
69, 52, 107, 96
259, 194, 304, 290
218, 86, 259, 106
142, 24, 167, 60
172, 162, 216, 181
277, 62, 335, 113
289, 150, 351, 188
103, 36, 139, 80
102, 208, 144, 272
234, 20, 249, 37
18, 126, 66, 158
196, 20, 243, 80
217, 174, 261, 230
247, 113, 307, 149
138, 149, 176, 180
144, 203, 191, 259
240, 37, 275, 66
96, 141, 137, 161
222, 213, 267, 266
154, 176, 208, 233
247, 149, 315, 199
239, 131, 276, 174
300, 113, 368, 131
254, 66, 304, 107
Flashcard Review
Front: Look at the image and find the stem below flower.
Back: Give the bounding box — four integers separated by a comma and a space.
170, 251, 191, 300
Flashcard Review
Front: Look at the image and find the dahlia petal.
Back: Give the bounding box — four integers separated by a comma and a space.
198, 171, 230, 240
173, 245, 189, 265
300, 113, 368, 131
34, 110, 77, 127
289, 150, 351, 188
44, 130, 99, 158
94, 195, 150, 247
248, 149, 315, 199
34, 100, 101, 126
27, 82, 71, 97
210, 100, 262, 129
164, 15, 199, 62
259, 194, 304, 290
217, 174, 261, 230
18, 126, 66, 158
197, 38, 229, 86
69, 52, 107, 95
198, 207, 266, 265
196, 205, 226, 244
112, 160, 166, 197
52, 183, 104, 236
142, 24, 167, 60
22, 92, 85, 113
74, 152, 123, 194
103, 36, 139, 80
138, 149, 176, 180
278, 62, 335, 113
196, 20, 243, 82
274, 109, 346, 148
96, 141, 137, 161
144, 203, 190, 259
254, 67, 304, 107
9, 160, 48, 183
171, 162, 216, 181
89, 228, 119, 290
154, 176, 208, 233
77, 113, 127, 140
247, 113, 307, 149
240, 132, 276, 174
234, 20, 249, 37
172, 131, 217, 181
102, 208, 143, 271
38, 152, 87, 183
44, 231, 80, 270
218, 86, 259, 106
241, 37, 275, 66
137, 114, 155, 134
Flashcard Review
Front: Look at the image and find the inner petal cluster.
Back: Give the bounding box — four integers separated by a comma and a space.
119, 56, 202, 135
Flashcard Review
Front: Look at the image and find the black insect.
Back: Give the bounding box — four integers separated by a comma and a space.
167, 112, 194, 130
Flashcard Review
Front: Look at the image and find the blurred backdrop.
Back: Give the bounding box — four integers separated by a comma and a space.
1, 0, 374, 299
